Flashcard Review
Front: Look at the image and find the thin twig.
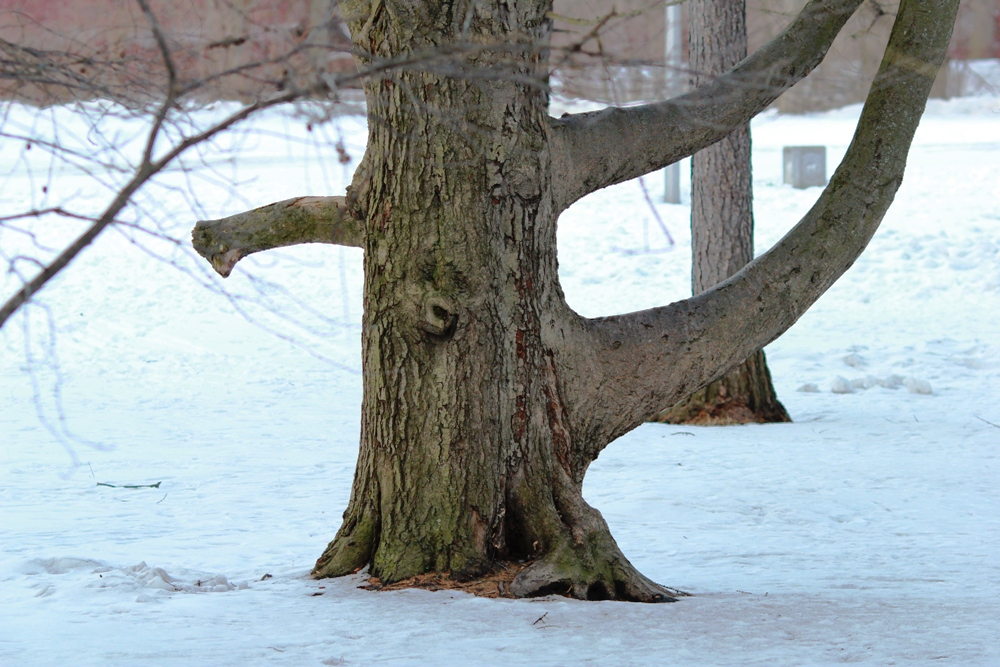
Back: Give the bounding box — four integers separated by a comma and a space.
975, 415, 1000, 429
96, 481, 162, 489
0, 207, 96, 224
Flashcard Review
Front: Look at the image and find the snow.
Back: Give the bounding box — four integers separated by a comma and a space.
2, 92, 1000, 665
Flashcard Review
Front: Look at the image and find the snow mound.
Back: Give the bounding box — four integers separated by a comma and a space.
18, 557, 105, 575
830, 376, 854, 394
19, 558, 249, 598
902, 376, 933, 395
827, 374, 932, 395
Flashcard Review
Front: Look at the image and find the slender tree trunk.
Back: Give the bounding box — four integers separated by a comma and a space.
653, 0, 790, 425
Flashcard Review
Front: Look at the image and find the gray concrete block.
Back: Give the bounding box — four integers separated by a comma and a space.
783, 146, 827, 188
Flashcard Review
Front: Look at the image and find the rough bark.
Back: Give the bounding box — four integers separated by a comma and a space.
193, 0, 958, 602
653, 0, 790, 426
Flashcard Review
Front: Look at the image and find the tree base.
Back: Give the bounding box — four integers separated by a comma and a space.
353, 557, 688, 602
651, 350, 791, 425
313, 476, 689, 603
359, 562, 530, 598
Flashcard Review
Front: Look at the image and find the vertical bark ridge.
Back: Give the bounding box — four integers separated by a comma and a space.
317, 0, 575, 583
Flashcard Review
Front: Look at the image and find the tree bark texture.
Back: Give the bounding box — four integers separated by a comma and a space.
654, 0, 790, 425
308, 0, 680, 601
193, 0, 959, 601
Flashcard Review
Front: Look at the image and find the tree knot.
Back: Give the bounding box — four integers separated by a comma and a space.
418, 293, 458, 339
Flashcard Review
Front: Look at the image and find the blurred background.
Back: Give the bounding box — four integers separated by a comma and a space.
2, 0, 998, 109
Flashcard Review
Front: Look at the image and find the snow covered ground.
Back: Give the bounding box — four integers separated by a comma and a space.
1, 94, 999, 666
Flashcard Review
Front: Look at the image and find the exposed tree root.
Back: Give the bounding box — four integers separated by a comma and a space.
508, 541, 687, 603
312, 511, 376, 579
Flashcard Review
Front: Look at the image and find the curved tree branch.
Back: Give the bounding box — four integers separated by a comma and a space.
192, 196, 364, 277
547, 0, 864, 212
557, 0, 959, 458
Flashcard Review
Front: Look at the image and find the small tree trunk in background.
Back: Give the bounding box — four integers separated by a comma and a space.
653, 0, 790, 425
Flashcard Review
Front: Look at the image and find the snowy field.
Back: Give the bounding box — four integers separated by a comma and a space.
1, 93, 999, 666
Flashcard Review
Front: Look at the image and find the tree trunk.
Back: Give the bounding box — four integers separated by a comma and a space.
654, 0, 790, 425
310, 0, 677, 601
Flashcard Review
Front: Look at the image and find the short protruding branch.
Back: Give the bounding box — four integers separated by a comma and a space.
548, 0, 865, 211
192, 196, 363, 277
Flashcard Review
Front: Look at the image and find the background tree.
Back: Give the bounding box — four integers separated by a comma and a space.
191, 0, 959, 601
653, 0, 790, 425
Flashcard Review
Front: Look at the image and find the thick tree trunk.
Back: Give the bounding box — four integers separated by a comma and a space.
310, 0, 677, 601
654, 0, 790, 425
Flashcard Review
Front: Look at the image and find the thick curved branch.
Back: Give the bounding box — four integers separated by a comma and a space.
558, 0, 959, 457
548, 0, 864, 211
192, 196, 364, 277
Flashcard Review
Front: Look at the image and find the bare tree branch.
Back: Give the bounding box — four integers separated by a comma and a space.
0, 85, 306, 330
192, 196, 363, 277
135, 0, 177, 99
557, 0, 960, 458
547, 0, 865, 212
